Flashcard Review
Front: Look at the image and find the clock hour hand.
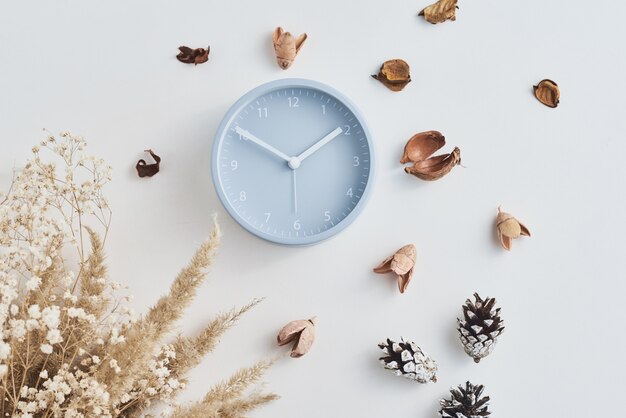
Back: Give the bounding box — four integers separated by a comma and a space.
295, 127, 343, 164
234, 126, 291, 163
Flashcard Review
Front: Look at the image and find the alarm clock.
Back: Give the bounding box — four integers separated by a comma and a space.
211, 78, 374, 245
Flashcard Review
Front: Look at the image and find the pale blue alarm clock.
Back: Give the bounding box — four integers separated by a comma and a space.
211, 78, 374, 245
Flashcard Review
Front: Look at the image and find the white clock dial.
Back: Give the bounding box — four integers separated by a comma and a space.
212, 79, 374, 245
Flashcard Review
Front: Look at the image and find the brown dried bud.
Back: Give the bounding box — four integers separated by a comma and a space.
419, 0, 459, 24
373, 244, 416, 294
533, 79, 560, 108
277, 318, 316, 358
404, 146, 461, 181
136, 149, 161, 178
372, 59, 411, 92
496, 207, 530, 251
401, 131, 446, 164
273, 27, 307, 70
176, 46, 210, 65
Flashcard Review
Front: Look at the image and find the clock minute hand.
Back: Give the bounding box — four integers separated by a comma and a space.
234, 126, 291, 162
295, 127, 344, 163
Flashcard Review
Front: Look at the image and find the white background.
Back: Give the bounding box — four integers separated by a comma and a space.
1, 1, 625, 416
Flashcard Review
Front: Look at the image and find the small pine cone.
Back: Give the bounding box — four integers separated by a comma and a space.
378, 338, 437, 383
439, 381, 491, 418
457, 293, 504, 363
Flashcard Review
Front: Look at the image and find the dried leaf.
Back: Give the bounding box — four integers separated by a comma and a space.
373, 244, 416, 293
400, 131, 445, 164
419, 0, 459, 24
533, 79, 560, 108
273, 27, 307, 70
372, 59, 411, 92
177, 45, 210, 65
277, 318, 316, 358
496, 207, 530, 251
403, 138, 461, 181
136, 149, 161, 178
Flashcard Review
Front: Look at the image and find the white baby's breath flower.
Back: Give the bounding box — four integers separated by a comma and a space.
0, 364, 8, 378
109, 359, 121, 374
40, 344, 53, 354
92, 355, 100, 364
109, 328, 125, 345
10, 319, 26, 339
167, 378, 180, 390
67, 307, 86, 319
28, 304, 41, 319
25, 276, 42, 291
61, 271, 75, 287
39, 369, 48, 379
46, 329, 63, 344
10, 304, 18, 316
0, 342, 10, 360
26, 319, 39, 331
41, 306, 60, 329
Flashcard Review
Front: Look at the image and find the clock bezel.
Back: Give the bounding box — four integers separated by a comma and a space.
211, 78, 375, 246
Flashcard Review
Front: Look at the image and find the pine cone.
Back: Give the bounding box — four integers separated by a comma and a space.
378, 338, 437, 383
457, 293, 504, 363
439, 381, 491, 418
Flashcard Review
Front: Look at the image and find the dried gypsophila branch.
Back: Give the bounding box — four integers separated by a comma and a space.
0, 133, 276, 418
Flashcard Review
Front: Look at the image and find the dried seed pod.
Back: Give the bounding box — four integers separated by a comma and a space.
277, 318, 315, 358
373, 244, 416, 293
273, 27, 307, 70
176, 46, 210, 65
136, 149, 161, 178
405, 147, 461, 181
372, 59, 411, 92
419, 0, 459, 24
400, 131, 445, 164
533, 79, 560, 108
496, 207, 530, 250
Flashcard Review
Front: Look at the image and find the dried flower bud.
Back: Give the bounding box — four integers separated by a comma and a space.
136, 149, 161, 178
273, 27, 307, 70
176, 46, 210, 65
372, 59, 411, 92
533, 79, 560, 108
277, 318, 316, 358
496, 207, 530, 251
373, 244, 416, 293
419, 0, 459, 24
401, 131, 445, 164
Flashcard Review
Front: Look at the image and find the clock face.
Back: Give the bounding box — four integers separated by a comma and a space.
212, 79, 374, 245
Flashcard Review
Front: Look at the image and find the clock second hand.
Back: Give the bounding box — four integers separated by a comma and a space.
292, 169, 298, 214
